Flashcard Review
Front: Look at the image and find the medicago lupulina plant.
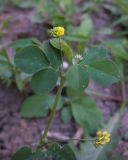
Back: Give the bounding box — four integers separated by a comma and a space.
11, 26, 119, 160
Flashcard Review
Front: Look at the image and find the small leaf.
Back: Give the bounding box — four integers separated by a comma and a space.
15, 46, 49, 74
80, 46, 109, 65
10, 38, 36, 49
47, 143, 76, 160
50, 38, 73, 63
42, 40, 61, 69
12, 144, 76, 160
21, 94, 62, 118
64, 35, 88, 42
87, 60, 119, 85
67, 15, 93, 38
60, 145, 76, 160
31, 68, 58, 94
72, 97, 103, 134
11, 147, 32, 160
104, 39, 128, 61
15, 73, 29, 91
61, 107, 72, 123
0, 49, 13, 79
48, 143, 61, 154
80, 46, 119, 85
21, 95, 51, 118
0, 48, 9, 62
66, 64, 89, 94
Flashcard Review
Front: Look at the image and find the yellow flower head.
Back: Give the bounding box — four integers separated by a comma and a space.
51, 26, 65, 37
95, 131, 110, 147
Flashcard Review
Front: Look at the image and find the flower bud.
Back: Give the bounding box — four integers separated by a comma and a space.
51, 26, 65, 37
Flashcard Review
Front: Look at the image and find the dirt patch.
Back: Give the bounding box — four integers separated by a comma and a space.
0, 6, 49, 56
0, 83, 76, 160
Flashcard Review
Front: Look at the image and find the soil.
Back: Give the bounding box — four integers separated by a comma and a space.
0, 6, 48, 54
0, 83, 76, 160
0, 2, 128, 160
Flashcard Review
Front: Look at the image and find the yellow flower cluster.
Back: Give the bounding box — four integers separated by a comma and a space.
95, 131, 110, 147
51, 26, 65, 37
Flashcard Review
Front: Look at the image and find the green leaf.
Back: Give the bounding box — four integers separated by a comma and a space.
15, 46, 49, 74
71, 97, 103, 134
47, 143, 62, 160
0, 48, 9, 62
21, 95, 51, 118
70, 107, 124, 160
30, 151, 45, 160
15, 73, 30, 91
10, 38, 36, 49
12, 144, 76, 160
61, 107, 72, 123
80, 46, 109, 65
11, 147, 32, 160
0, 49, 13, 79
64, 35, 88, 42
80, 46, 119, 85
47, 143, 76, 160
60, 145, 76, 160
21, 94, 62, 118
12, 148, 46, 160
103, 39, 128, 61
31, 143, 76, 160
31, 68, 58, 94
66, 64, 89, 94
50, 38, 73, 63
87, 60, 119, 85
42, 40, 61, 69
67, 15, 93, 38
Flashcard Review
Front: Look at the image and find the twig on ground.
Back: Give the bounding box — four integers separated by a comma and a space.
85, 89, 128, 103
73, 128, 84, 145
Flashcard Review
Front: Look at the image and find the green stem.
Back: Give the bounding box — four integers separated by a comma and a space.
59, 37, 63, 67
37, 75, 65, 149
48, 138, 96, 143
37, 37, 64, 150
120, 63, 126, 102
42, 138, 97, 146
